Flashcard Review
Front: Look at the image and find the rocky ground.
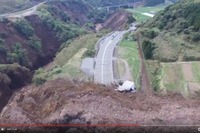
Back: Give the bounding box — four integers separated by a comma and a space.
1, 79, 200, 126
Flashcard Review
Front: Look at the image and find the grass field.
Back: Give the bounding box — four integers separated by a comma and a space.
116, 59, 126, 79
192, 63, 200, 82
159, 62, 200, 97
33, 34, 100, 83
118, 34, 141, 88
162, 63, 185, 92
126, 4, 167, 22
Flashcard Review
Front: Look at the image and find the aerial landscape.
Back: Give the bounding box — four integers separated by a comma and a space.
0, 0, 200, 132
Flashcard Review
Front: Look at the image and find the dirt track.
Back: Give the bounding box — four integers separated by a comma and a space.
137, 33, 152, 94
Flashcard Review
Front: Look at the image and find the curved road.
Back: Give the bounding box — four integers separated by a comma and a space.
0, 1, 47, 18
94, 24, 137, 85
94, 31, 128, 85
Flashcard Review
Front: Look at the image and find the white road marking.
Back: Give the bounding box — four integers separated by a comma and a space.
101, 40, 112, 84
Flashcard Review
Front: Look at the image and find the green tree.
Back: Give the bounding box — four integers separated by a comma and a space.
142, 40, 156, 59
14, 19, 34, 38
7, 43, 30, 67
192, 33, 200, 42
28, 37, 42, 53
0, 38, 7, 54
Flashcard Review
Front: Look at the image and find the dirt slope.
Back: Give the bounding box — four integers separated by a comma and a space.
48, 0, 92, 25
102, 10, 132, 31
0, 17, 61, 70
0, 0, 94, 70
1, 79, 200, 128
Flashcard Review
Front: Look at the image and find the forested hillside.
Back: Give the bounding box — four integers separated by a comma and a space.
140, 0, 200, 62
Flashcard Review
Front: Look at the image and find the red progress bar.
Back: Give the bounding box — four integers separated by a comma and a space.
0, 124, 141, 127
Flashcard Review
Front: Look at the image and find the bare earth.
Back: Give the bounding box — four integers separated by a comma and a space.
182, 63, 194, 82
1, 79, 200, 126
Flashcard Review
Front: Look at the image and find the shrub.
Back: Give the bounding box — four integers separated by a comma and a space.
158, 21, 165, 29
184, 3, 200, 30
33, 76, 46, 86
192, 33, 200, 42
147, 60, 162, 91
141, 29, 158, 39
41, 13, 83, 42
0, 64, 32, 89
0, 38, 4, 44
59, 12, 70, 22
82, 49, 95, 58
28, 37, 42, 53
0, 38, 7, 54
142, 40, 156, 59
0, 73, 11, 87
127, 15, 136, 24
0, 46, 7, 54
7, 43, 30, 67
13, 19, 34, 38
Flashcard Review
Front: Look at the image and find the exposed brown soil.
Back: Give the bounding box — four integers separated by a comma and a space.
182, 63, 194, 82
188, 82, 200, 97
102, 10, 131, 31
0, 2, 135, 120
1, 79, 200, 127
48, 0, 91, 25
0, 22, 32, 64
0, 64, 32, 112
0, 88, 12, 113
0, 16, 61, 70
0, 0, 94, 70
137, 34, 151, 94
26, 15, 62, 69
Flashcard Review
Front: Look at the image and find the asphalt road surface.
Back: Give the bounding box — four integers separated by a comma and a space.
94, 31, 127, 85
0, 1, 47, 18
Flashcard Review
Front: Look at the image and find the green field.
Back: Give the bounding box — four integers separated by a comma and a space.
118, 34, 141, 88
192, 63, 200, 82
126, 5, 167, 22
162, 63, 185, 92
159, 62, 200, 97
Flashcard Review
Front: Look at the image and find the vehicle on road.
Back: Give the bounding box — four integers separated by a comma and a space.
117, 80, 136, 92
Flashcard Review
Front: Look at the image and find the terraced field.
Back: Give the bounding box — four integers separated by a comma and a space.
160, 62, 200, 97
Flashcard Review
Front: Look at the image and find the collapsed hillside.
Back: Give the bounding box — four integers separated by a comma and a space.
102, 10, 135, 31
1, 1, 200, 130
0, 0, 104, 111
0, 0, 98, 70
0, 0, 134, 113
1, 79, 200, 131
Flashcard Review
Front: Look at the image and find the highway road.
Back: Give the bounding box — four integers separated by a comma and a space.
94, 31, 127, 85
94, 24, 137, 85
0, 1, 47, 18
